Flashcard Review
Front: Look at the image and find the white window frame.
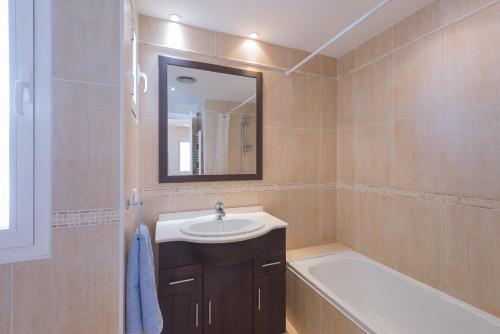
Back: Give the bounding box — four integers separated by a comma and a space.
0, 0, 52, 264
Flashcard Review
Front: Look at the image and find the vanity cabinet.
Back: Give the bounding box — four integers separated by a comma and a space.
158, 228, 286, 334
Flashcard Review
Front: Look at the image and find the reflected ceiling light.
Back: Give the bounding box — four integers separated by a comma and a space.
169, 14, 181, 22
169, 87, 176, 91
248, 32, 260, 39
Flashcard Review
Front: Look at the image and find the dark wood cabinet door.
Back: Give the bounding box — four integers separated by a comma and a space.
204, 260, 253, 334
159, 290, 202, 334
254, 272, 286, 334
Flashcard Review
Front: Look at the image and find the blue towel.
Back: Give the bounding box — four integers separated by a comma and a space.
126, 224, 163, 334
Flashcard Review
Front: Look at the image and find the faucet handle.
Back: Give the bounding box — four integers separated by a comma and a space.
215, 201, 224, 210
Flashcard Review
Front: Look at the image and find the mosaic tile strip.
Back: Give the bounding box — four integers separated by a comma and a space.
337, 182, 500, 211
139, 182, 337, 199
52, 208, 120, 228
140, 182, 500, 211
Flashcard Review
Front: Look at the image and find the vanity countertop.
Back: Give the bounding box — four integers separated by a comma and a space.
155, 206, 288, 244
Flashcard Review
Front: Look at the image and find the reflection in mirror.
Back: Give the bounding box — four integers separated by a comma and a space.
159, 57, 262, 182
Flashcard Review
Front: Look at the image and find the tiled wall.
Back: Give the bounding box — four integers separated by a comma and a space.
336, 0, 500, 318
0, 0, 121, 333
135, 15, 338, 256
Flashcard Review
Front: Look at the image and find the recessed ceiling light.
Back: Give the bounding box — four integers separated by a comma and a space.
169, 14, 181, 22
248, 32, 260, 39
169, 87, 176, 91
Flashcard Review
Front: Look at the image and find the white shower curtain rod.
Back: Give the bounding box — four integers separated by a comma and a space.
228, 94, 256, 114
285, 0, 391, 76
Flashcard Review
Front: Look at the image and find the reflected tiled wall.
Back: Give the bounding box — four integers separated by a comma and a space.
136, 15, 338, 255
336, 0, 500, 318
0, 0, 121, 333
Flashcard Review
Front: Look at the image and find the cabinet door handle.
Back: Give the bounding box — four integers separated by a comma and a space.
168, 278, 194, 286
208, 300, 212, 325
195, 302, 199, 327
258, 288, 261, 311
262, 261, 281, 268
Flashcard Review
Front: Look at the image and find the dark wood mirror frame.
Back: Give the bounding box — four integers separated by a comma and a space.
159, 56, 263, 183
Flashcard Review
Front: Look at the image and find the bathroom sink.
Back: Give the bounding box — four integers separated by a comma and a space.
180, 218, 265, 237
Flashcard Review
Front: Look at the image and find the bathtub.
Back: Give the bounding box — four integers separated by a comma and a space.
288, 250, 500, 334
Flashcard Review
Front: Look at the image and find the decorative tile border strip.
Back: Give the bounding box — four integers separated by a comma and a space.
139, 182, 337, 199
337, 182, 500, 211
140, 182, 500, 211
52, 208, 120, 228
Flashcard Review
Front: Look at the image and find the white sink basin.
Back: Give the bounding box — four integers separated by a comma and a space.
180, 218, 265, 237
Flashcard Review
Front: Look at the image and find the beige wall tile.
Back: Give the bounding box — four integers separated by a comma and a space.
356, 28, 393, 67
394, 198, 446, 289
320, 189, 337, 243
446, 205, 500, 317
444, 103, 500, 200
138, 117, 159, 189
337, 74, 354, 130
394, 31, 446, 118
219, 192, 260, 208
394, 0, 444, 47
332, 0, 500, 319
337, 190, 357, 248
338, 50, 356, 77
337, 129, 356, 184
320, 76, 338, 131
263, 127, 290, 183
356, 122, 393, 187
393, 113, 446, 193
260, 191, 291, 248
445, 0, 496, 23
290, 190, 320, 249
53, 81, 120, 210
53, 0, 120, 84
320, 299, 365, 334
353, 55, 392, 126
263, 70, 289, 127
357, 193, 395, 267
0, 264, 11, 333
287, 273, 321, 334
139, 15, 215, 56
320, 130, 337, 182
320, 55, 338, 78
289, 129, 320, 183
291, 49, 321, 75
215, 32, 290, 68
259, 191, 290, 223
13, 225, 119, 334
290, 73, 321, 129
445, 3, 500, 109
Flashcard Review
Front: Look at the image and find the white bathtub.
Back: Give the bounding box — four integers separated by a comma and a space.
288, 250, 500, 334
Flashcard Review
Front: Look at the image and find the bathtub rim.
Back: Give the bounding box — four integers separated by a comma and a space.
287, 250, 372, 334
287, 249, 500, 334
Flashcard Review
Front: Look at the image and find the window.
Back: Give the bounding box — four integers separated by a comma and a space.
0, 0, 52, 264
131, 29, 138, 116
179, 141, 192, 172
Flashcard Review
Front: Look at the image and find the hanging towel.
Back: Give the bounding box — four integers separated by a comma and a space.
126, 224, 163, 334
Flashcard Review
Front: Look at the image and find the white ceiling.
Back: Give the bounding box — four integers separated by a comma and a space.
136, 0, 434, 57
168, 65, 256, 116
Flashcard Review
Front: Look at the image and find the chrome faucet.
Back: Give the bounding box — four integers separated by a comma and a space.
215, 201, 226, 222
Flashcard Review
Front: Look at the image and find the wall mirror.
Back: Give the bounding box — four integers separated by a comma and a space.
159, 56, 263, 182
